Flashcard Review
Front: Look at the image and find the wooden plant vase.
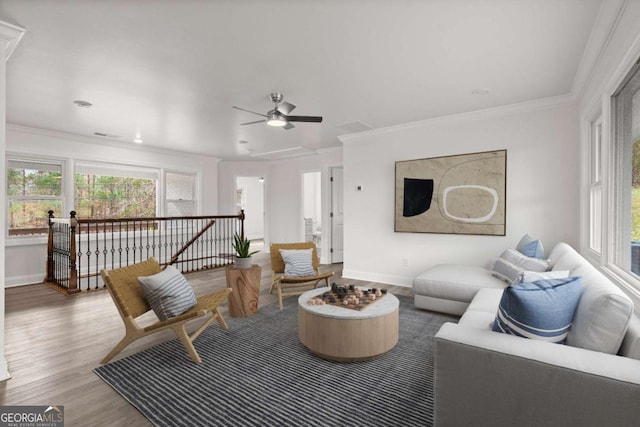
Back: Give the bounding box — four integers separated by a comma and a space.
226, 265, 262, 317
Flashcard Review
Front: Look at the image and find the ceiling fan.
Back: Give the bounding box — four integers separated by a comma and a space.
232, 92, 323, 130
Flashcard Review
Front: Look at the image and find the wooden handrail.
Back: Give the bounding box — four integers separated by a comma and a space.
45, 210, 245, 294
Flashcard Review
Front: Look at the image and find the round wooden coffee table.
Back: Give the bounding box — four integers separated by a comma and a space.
298, 287, 399, 362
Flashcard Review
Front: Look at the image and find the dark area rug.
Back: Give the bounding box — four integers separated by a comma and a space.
94, 295, 458, 427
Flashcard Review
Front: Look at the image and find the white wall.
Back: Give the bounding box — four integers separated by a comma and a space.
218, 148, 342, 263
5, 126, 221, 286
340, 99, 580, 287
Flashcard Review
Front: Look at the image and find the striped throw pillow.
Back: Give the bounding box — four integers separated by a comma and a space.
138, 266, 197, 321
491, 248, 550, 284
492, 276, 583, 344
280, 249, 316, 277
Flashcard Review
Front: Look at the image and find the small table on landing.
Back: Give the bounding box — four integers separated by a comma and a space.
298, 287, 399, 362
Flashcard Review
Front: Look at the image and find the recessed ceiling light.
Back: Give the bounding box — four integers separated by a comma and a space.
472, 88, 491, 95
133, 131, 143, 144
73, 100, 93, 108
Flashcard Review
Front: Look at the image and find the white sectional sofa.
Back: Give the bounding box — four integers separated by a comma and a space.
415, 242, 640, 426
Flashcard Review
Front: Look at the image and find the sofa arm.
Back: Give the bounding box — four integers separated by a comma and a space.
435, 322, 640, 427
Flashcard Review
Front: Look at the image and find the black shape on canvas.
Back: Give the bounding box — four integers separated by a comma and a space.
403, 178, 434, 217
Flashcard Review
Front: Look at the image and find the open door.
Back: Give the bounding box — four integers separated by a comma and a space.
330, 167, 344, 263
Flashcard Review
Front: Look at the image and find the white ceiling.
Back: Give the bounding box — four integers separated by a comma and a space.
1, 0, 602, 160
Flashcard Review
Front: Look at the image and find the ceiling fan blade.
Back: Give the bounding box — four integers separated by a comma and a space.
283, 122, 295, 130
240, 119, 266, 125
232, 106, 268, 117
276, 101, 296, 115
285, 115, 323, 123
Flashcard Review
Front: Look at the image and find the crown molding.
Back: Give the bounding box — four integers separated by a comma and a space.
339, 93, 575, 144
0, 19, 25, 60
571, 0, 628, 97
6, 124, 222, 162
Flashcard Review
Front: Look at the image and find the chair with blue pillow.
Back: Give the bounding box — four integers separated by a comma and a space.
100, 258, 232, 364
269, 242, 334, 310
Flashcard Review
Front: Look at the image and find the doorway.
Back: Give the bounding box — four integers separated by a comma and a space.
330, 167, 344, 263
235, 176, 265, 246
302, 171, 322, 252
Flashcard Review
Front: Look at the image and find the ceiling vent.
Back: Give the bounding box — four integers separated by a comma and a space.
94, 132, 122, 139
336, 120, 373, 134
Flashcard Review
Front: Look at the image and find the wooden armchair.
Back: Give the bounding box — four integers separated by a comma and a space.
100, 258, 232, 364
270, 242, 333, 310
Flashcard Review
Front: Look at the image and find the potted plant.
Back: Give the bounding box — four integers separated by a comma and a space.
233, 233, 259, 269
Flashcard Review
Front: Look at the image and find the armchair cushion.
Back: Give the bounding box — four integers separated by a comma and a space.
138, 266, 197, 321
280, 249, 316, 277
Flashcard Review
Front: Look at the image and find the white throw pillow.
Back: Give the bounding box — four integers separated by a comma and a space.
491, 248, 550, 284
280, 249, 316, 277
138, 266, 197, 321
520, 270, 570, 283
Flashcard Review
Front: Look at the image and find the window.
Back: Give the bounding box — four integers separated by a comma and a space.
7, 159, 63, 236
74, 162, 158, 219
613, 60, 640, 276
166, 172, 196, 216
589, 116, 603, 253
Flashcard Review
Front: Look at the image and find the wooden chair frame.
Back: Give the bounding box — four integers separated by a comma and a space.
269, 242, 333, 310
100, 258, 232, 364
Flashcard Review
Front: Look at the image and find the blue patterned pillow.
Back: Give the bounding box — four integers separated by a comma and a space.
492, 276, 583, 344
138, 266, 197, 321
516, 234, 545, 259
280, 249, 316, 277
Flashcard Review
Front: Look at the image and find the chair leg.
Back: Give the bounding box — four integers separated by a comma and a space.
215, 308, 229, 329
277, 283, 284, 310
173, 323, 202, 364
101, 334, 137, 364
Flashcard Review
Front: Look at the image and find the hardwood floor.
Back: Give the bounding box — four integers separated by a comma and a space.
0, 250, 413, 426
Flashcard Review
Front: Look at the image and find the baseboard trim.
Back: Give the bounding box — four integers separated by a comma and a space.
341, 269, 413, 288
0, 357, 11, 382
5, 273, 44, 287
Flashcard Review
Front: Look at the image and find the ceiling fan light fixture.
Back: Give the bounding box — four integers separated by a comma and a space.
266, 112, 287, 127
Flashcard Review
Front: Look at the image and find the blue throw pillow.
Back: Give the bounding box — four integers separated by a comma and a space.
516, 234, 545, 259
492, 276, 583, 344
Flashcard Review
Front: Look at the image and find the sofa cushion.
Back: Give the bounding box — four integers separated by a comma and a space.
492, 277, 583, 344
565, 264, 634, 354
620, 315, 640, 360
413, 264, 506, 304
491, 248, 550, 284
459, 288, 503, 329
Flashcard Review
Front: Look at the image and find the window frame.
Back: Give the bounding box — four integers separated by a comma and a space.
6, 155, 66, 240
6, 154, 202, 242
74, 160, 160, 220
165, 170, 197, 217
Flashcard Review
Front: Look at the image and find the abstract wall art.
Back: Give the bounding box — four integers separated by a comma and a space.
395, 149, 506, 235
